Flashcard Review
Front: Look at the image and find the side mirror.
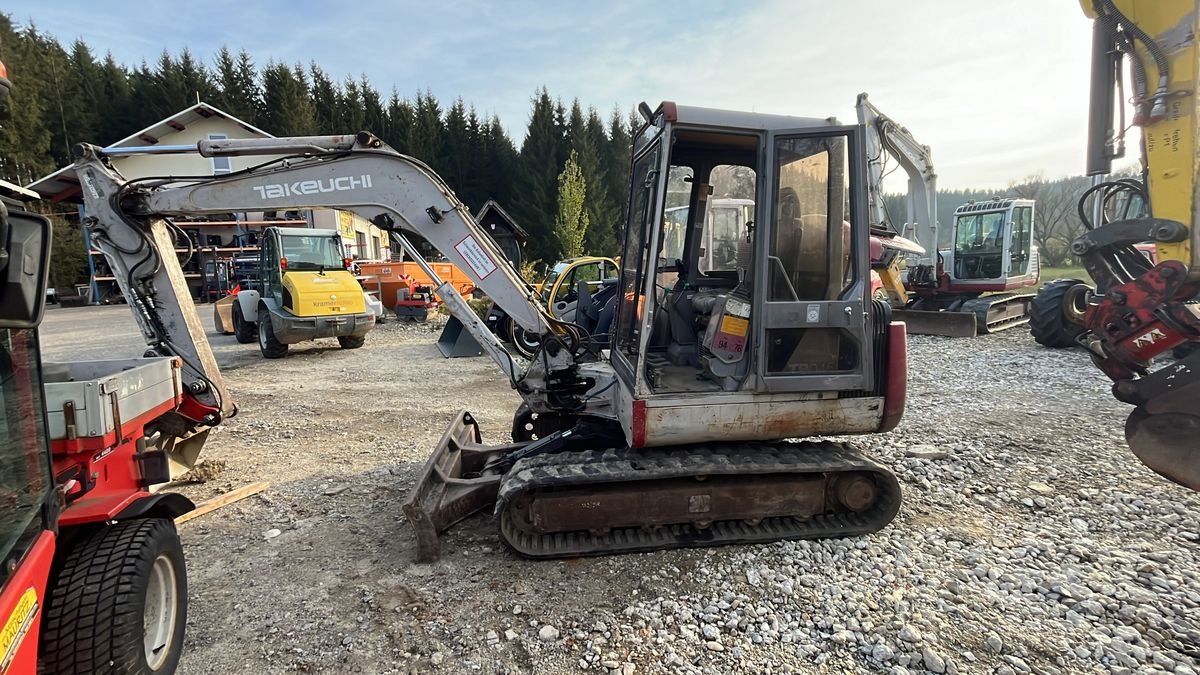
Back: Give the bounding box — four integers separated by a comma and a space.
0, 196, 52, 328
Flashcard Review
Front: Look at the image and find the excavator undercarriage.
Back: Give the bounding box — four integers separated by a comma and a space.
403, 410, 902, 561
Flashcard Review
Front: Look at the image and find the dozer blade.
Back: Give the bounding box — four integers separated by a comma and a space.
891, 309, 978, 337
401, 409, 523, 562
1122, 346, 1200, 491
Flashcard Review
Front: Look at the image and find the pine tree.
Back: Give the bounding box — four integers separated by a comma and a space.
260, 62, 316, 136
60, 41, 100, 150
605, 107, 634, 253
480, 114, 517, 210
149, 49, 215, 118
513, 88, 563, 261
408, 90, 443, 168
582, 107, 618, 255
0, 18, 55, 184
384, 89, 413, 153
177, 48, 218, 104
125, 61, 161, 132
213, 48, 261, 123
360, 76, 385, 137
555, 150, 589, 258
340, 76, 366, 132
441, 99, 474, 206
95, 53, 134, 144
564, 100, 614, 255
309, 64, 339, 133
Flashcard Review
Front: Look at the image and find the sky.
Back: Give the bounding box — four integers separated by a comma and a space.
6, 0, 1112, 189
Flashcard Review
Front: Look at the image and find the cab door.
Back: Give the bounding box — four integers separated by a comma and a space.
1007, 204, 1036, 282
259, 230, 282, 301
755, 127, 873, 393
549, 259, 606, 322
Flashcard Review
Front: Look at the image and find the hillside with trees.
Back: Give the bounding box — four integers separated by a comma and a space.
1, 15, 1103, 289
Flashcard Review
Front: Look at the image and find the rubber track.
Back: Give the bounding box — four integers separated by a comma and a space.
962, 292, 1036, 334
496, 441, 902, 558
39, 519, 178, 675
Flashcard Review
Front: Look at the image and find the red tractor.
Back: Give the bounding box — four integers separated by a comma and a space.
0, 59, 197, 675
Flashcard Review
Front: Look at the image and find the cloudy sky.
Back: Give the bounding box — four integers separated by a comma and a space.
8, 0, 1107, 189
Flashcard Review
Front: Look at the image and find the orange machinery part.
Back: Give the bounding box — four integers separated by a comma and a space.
356, 261, 477, 309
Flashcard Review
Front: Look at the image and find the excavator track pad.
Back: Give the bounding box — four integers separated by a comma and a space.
496, 442, 901, 558
405, 411, 902, 560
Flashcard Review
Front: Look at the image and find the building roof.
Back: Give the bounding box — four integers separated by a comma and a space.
27, 101, 274, 202
474, 199, 529, 240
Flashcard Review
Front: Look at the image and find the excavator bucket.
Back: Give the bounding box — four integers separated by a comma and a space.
891, 309, 978, 338
436, 315, 485, 357
401, 410, 523, 562
1123, 347, 1200, 491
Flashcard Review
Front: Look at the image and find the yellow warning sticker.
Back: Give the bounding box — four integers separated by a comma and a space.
720, 315, 749, 337
0, 587, 39, 674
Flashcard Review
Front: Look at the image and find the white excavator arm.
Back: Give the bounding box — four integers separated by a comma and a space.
73, 133, 616, 421
856, 93, 938, 266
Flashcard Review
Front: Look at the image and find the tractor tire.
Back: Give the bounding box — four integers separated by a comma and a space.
337, 335, 365, 349
872, 287, 889, 303
232, 304, 256, 344
257, 313, 289, 358
1030, 278, 1090, 348
40, 518, 187, 675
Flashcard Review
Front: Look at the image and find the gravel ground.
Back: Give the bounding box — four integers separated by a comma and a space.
39, 307, 1200, 675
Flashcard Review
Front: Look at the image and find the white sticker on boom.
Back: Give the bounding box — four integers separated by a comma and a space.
454, 235, 498, 279
806, 304, 820, 323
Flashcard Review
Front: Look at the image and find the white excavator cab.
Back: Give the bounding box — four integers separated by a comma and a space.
604, 104, 901, 447
942, 198, 1039, 288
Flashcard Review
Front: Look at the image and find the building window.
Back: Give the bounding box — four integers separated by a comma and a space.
209, 134, 232, 175
355, 231, 367, 259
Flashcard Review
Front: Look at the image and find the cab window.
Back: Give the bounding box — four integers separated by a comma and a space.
0, 329, 51, 585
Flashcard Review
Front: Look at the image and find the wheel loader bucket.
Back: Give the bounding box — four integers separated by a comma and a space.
891, 309, 978, 338
212, 295, 236, 335
401, 410, 523, 562
436, 315, 484, 357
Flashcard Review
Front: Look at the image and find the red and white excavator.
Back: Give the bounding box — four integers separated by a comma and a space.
857, 94, 1043, 338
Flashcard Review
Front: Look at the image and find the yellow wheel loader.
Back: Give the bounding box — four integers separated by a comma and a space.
228, 227, 376, 358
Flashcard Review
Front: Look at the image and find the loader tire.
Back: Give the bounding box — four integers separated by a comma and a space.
257, 313, 289, 358
337, 335, 365, 349
233, 304, 256, 344
1030, 278, 1089, 348
40, 518, 187, 675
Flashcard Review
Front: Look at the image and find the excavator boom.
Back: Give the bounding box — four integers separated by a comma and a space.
73, 134, 619, 424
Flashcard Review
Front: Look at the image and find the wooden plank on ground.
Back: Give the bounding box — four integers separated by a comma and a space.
175, 481, 270, 525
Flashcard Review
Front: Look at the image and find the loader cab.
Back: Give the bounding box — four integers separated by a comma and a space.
946, 198, 1038, 288
611, 103, 881, 420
